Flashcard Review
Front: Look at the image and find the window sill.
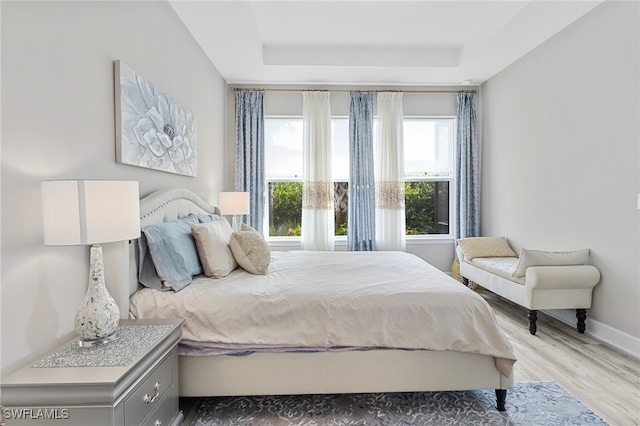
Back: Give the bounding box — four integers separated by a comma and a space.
406, 235, 455, 245
267, 235, 455, 250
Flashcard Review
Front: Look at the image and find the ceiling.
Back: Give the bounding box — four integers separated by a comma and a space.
169, 0, 603, 87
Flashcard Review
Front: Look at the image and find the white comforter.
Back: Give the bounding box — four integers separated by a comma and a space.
130, 250, 516, 376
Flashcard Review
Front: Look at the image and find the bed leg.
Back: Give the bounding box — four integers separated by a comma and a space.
495, 389, 507, 411
528, 310, 538, 335
576, 309, 587, 333
462, 277, 469, 287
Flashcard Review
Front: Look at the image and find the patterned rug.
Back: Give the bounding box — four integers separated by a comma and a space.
191, 381, 607, 425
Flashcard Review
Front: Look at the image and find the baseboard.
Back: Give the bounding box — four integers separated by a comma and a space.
545, 309, 640, 359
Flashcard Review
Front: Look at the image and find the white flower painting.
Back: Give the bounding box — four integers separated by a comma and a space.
115, 60, 197, 177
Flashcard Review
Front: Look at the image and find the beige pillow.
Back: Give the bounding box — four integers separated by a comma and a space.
512, 248, 590, 278
190, 220, 237, 278
240, 223, 260, 234
457, 236, 517, 260
229, 228, 270, 275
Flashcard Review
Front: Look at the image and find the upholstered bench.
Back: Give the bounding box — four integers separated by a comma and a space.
456, 237, 601, 335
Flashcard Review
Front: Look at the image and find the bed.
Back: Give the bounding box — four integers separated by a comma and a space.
123, 188, 515, 410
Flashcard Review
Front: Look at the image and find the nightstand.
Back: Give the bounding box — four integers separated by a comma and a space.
2, 319, 184, 426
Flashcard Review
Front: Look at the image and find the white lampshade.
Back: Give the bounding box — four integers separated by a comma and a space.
41, 180, 140, 347
41, 180, 140, 246
219, 192, 250, 215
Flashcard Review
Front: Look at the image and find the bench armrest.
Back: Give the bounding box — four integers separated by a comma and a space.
525, 265, 601, 290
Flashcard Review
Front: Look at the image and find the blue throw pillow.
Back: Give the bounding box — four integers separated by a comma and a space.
139, 215, 204, 292
138, 231, 166, 291
194, 213, 220, 223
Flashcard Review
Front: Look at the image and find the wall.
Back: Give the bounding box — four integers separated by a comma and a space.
226, 85, 472, 271
481, 1, 639, 353
1, 1, 227, 376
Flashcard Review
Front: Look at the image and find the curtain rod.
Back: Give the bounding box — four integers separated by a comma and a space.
230, 87, 477, 94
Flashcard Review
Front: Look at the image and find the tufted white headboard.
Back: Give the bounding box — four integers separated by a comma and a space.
139, 188, 219, 228
121, 188, 220, 312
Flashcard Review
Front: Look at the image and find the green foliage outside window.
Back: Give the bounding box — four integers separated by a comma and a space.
269, 180, 448, 237
335, 221, 348, 236
405, 181, 449, 235
269, 182, 303, 236
405, 182, 434, 234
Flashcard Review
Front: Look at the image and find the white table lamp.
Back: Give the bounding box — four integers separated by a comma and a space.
41, 180, 140, 347
219, 191, 250, 231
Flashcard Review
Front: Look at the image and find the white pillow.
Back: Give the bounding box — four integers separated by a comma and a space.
457, 236, 517, 260
229, 227, 270, 275
190, 219, 237, 278
512, 248, 590, 277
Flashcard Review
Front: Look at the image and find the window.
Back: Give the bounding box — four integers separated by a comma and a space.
265, 118, 350, 237
403, 118, 454, 236
264, 117, 454, 238
265, 118, 302, 237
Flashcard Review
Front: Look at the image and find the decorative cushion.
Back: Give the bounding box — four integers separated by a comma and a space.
193, 213, 221, 223
229, 224, 271, 275
457, 236, 517, 260
512, 248, 590, 278
141, 215, 202, 292
137, 214, 222, 291
191, 219, 237, 278
240, 223, 259, 233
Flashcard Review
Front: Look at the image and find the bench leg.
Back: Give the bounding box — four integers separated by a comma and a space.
462, 277, 469, 287
576, 309, 587, 333
528, 310, 538, 335
495, 389, 507, 411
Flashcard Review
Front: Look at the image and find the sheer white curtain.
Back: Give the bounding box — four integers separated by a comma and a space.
301, 91, 334, 250
375, 92, 405, 251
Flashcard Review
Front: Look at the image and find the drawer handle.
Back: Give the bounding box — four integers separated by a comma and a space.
143, 382, 161, 404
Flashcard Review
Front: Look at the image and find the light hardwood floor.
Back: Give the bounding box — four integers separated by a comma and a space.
181, 290, 640, 425
479, 288, 640, 426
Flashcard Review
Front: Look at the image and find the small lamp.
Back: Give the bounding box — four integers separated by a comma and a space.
41, 180, 140, 347
219, 191, 250, 231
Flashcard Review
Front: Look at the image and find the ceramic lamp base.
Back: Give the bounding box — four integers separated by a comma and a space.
75, 244, 120, 347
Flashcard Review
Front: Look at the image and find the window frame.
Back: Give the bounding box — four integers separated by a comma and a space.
263, 115, 457, 242
263, 115, 303, 241
402, 116, 456, 240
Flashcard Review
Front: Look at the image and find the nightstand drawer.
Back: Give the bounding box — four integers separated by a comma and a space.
140, 385, 179, 426
124, 351, 174, 426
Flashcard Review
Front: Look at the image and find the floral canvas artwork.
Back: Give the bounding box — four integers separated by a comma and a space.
115, 60, 197, 176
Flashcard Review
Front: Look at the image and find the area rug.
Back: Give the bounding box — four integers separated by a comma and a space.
191, 381, 607, 425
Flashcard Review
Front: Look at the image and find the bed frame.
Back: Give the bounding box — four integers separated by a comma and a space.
117, 188, 513, 410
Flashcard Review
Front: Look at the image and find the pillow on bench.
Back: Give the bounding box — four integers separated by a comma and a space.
457, 236, 517, 260
512, 248, 590, 277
